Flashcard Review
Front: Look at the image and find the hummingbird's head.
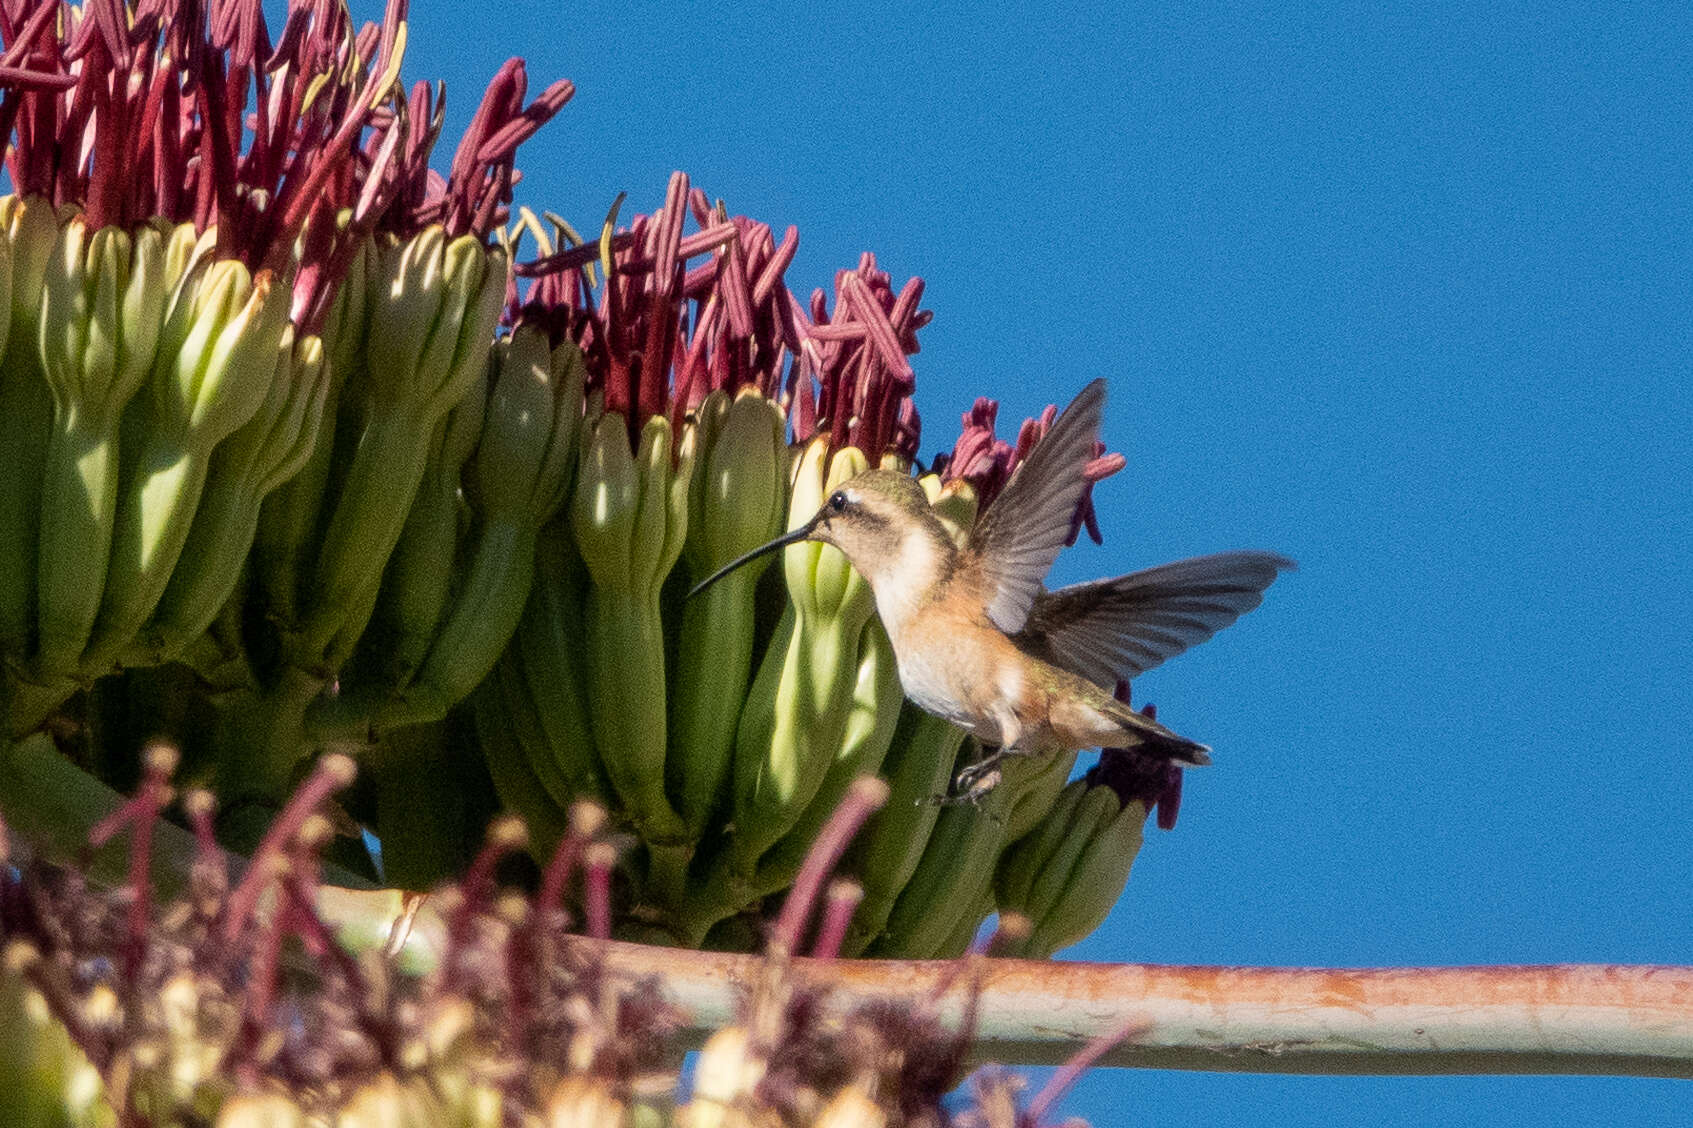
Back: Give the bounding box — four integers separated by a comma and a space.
686, 468, 953, 603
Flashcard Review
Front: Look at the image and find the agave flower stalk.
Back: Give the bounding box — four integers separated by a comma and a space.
505, 191, 946, 936
0, 0, 414, 730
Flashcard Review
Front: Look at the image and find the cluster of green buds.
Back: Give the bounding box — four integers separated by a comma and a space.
0, 0, 1175, 968
0, 3, 569, 789
0, 746, 1112, 1127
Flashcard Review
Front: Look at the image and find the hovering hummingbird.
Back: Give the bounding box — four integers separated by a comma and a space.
690, 379, 1292, 787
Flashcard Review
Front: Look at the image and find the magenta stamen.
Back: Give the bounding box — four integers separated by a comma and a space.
221, 754, 356, 941
809, 879, 863, 961
752, 224, 800, 306
840, 270, 914, 385
1024, 1019, 1151, 1127
584, 842, 616, 941
769, 777, 889, 957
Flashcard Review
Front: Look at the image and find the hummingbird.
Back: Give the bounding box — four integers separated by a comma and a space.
689, 378, 1293, 786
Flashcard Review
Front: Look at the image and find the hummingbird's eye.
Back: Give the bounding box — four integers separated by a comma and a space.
827, 491, 848, 513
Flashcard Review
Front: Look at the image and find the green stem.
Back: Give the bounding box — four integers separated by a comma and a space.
667, 569, 759, 839
210, 665, 327, 804
585, 585, 685, 844
0, 352, 50, 657
83, 445, 211, 672
36, 405, 120, 678
148, 470, 268, 662
4, 669, 79, 739
297, 410, 435, 664
252, 376, 343, 629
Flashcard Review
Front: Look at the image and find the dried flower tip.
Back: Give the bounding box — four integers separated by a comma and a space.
2, 940, 40, 976
986, 913, 1033, 955
568, 801, 609, 839
183, 789, 217, 819
812, 880, 865, 961
81, 984, 121, 1028
213, 1091, 310, 1128
295, 814, 335, 850
488, 815, 529, 852
546, 1074, 627, 1128
319, 753, 359, 788
496, 891, 531, 926
142, 741, 181, 780
689, 1024, 765, 1109
815, 1083, 889, 1128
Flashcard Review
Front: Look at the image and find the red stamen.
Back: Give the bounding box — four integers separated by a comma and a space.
221, 753, 356, 940
584, 841, 616, 941
810, 879, 863, 961
769, 777, 889, 957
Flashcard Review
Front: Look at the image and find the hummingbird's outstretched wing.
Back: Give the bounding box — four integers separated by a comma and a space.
1014, 551, 1295, 688
968, 378, 1107, 634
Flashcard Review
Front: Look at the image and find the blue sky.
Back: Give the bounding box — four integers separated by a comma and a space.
387, 1, 1691, 1121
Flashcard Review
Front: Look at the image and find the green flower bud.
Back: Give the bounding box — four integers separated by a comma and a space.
34, 217, 168, 678
669, 387, 788, 839
86, 257, 293, 673
569, 412, 693, 848
296, 230, 507, 669
145, 331, 331, 662
0, 196, 65, 657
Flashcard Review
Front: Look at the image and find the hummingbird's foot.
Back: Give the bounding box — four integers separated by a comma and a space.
930, 764, 1003, 807
950, 741, 1037, 800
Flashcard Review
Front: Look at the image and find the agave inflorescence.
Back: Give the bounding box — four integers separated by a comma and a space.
0, 0, 1176, 963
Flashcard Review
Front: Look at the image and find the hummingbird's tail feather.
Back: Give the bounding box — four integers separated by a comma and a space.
1050, 686, 1213, 764
1102, 699, 1213, 765
1016, 550, 1296, 688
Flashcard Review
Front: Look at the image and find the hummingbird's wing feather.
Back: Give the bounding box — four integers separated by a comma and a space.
968, 378, 1107, 633
1016, 551, 1295, 687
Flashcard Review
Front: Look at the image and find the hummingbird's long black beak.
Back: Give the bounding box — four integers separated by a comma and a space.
686, 515, 821, 598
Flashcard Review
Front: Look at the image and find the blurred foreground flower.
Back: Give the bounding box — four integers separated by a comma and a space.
0, 743, 1119, 1126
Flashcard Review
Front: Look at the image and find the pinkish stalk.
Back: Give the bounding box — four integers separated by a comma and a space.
976, 913, 1033, 959
537, 803, 609, 924
282, 875, 376, 1021
82, 744, 177, 982
443, 818, 527, 989
810, 879, 864, 961
1023, 1018, 1151, 1127
583, 841, 616, 941
769, 777, 890, 957
236, 875, 289, 1086
221, 753, 356, 941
